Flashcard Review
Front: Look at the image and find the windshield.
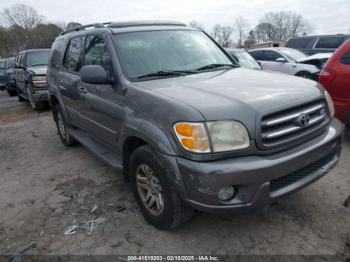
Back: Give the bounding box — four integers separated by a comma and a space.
113, 30, 234, 80
280, 48, 307, 61
229, 50, 261, 70
26, 51, 50, 67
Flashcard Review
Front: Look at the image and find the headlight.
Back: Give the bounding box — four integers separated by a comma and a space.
325, 91, 335, 117
174, 121, 250, 153
207, 121, 250, 152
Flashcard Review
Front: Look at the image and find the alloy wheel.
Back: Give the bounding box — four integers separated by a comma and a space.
136, 163, 164, 216
57, 112, 66, 140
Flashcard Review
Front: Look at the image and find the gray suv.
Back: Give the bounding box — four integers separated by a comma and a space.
14, 49, 50, 110
48, 21, 343, 229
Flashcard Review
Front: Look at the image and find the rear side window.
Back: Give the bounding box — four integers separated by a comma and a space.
50, 39, 64, 68
250, 50, 263, 60
261, 50, 283, 61
63, 36, 84, 72
287, 37, 314, 49
84, 35, 113, 77
341, 50, 350, 65
315, 37, 345, 49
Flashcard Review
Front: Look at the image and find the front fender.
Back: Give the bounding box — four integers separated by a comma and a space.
121, 118, 176, 156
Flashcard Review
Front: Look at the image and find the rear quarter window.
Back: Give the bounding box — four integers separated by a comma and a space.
315, 37, 345, 49
50, 39, 64, 68
341, 50, 350, 65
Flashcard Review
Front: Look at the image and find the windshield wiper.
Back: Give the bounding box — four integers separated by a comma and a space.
137, 70, 197, 79
196, 63, 238, 71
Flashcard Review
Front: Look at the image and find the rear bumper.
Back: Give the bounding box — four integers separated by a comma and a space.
174, 118, 343, 214
32, 89, 49, 101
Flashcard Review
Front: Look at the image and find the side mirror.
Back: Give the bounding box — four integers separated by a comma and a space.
81, 65, 108, 84
275, 57, 287, 63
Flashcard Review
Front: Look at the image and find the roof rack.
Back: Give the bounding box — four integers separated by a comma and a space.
59, 21, 186, 35
106, 21, 186, 28
59, 23, 111, 36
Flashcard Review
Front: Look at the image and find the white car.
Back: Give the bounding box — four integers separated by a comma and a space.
249, 47, 332, 80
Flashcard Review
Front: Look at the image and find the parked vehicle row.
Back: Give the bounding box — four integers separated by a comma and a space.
0, 57, 17, 96
46, 21, 342, 229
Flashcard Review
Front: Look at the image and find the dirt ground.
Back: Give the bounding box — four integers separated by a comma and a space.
0, 91, 349, 257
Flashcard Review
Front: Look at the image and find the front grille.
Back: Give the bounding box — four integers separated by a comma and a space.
259, 100, 329, 149
269, 151, 336, 192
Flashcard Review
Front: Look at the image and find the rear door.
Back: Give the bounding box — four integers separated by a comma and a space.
58, 36, 85, 128
78, 34, 121, 148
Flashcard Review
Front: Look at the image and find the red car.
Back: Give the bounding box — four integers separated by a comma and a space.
320, 39, 350, 127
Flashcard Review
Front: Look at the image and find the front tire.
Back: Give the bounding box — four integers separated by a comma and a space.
295, 71, 317, 81
53, 104, 77, 146
130, 145, 194, 229
7, 89, 17, 96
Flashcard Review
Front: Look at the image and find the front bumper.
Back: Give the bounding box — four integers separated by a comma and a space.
174, 118, 343, 213
32, 89, 49, 102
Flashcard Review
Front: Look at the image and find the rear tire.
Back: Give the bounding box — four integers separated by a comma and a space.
130, 145, 194, 229
53, 104, 77, 146
17, 87, 27, 102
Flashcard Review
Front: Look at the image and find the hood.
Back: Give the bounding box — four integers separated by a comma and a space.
133, 68, 324, 122
26, 65, 47, 75
296, 53, 333, 63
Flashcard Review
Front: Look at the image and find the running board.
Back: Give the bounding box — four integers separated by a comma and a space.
69, 128, 123, 170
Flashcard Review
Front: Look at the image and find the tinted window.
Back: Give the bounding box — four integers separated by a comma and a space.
315, 37, 345, 49
84, 35, 112, 77
112, 30, 232, 80
286, 37, 314, 49
25, 51, 50, 67
262, 50, 283, 61
0, 60, 5, 68
341, 50, 350, 65
64, 37, 84, 72
249, 50, 263, 60
50, 39, 64, 68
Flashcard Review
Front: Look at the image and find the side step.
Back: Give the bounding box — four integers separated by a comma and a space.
70, 128, 123, 170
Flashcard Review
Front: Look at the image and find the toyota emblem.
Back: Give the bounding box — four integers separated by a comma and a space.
297, 113, 310, 128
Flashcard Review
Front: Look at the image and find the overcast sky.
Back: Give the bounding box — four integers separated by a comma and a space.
1, 0, 350, 37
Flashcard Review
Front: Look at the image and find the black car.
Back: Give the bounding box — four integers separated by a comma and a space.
5, 57, 17, 96
14, 49, 50, 110
286, 34, 350, 55
0, 59, 6, 91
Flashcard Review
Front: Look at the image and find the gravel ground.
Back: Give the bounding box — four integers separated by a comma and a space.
0, 91, 349, 257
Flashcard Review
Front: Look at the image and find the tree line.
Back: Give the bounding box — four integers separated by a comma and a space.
0, 4, 81, 58
0, 3, 313, 58
190, 11, 313, 48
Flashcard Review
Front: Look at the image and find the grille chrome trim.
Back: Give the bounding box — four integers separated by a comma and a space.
259, 100, 329, 150
262, 104, 324, 127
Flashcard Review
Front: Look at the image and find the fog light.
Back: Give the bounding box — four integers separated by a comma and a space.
217, 186, 235, 200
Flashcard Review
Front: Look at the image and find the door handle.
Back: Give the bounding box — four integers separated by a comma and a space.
78, 86, 88, 94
